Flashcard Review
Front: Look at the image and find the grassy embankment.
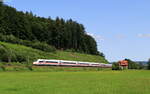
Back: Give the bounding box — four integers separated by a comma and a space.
0, 41, 108, 63
0, 70, 149, 94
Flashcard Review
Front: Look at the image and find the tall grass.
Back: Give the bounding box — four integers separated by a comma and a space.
0, 64, 110, 72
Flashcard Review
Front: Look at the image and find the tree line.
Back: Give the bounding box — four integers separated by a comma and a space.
112, 59, 150, 70
0, 2, 104, 56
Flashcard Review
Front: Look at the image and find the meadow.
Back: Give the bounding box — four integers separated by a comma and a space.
0, 41, 108, 63
0, 70, 150, 94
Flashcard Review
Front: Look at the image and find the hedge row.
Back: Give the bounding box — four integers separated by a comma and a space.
0, 34, 56, 53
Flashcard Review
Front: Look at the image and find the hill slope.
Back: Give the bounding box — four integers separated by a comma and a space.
0, 42, 108, 63
0, 3, 101, 55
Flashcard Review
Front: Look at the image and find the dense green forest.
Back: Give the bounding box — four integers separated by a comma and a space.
0, 2, 104, 56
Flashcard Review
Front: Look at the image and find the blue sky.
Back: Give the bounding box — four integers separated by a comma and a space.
4, 0, 150, 62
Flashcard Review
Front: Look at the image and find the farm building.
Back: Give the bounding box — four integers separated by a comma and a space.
118, 60, 128, 69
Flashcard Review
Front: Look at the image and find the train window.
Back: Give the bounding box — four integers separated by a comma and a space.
79, 63, 89, 65
62, 62, 76, 64
39, 61, 44, 63
91, 64, 99, 65
45, 61, 58, 63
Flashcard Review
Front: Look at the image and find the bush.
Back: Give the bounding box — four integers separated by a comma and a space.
148, 59, 150, 70
65, 49, 76, 52
0, 44, 27, 62
112, 62, 120, 70
0, 33, 56, 53
0, 34, 20, 44
138, 62, 145, 69
0, 47, 16, 62
0, 66, 6, 71
0, 63, 6, 71
0, 44, 6, 58
31, 42, 56, 52
128, 61, 139, 69
25, 61, 33, 71
15, 53, 27, 62
11, 63, 25, 71
26, 65, 33, 71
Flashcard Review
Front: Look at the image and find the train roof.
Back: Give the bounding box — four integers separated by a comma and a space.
60, 60, 77, 62
37, 59, 59, 61
36, 59, 106, 64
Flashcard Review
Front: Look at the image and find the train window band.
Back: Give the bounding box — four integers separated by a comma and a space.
61, 62, 76, 64
39, 61, 44, 63
45, 61, 58, 63
91, 64, 99, 65
78, 63, 89, 65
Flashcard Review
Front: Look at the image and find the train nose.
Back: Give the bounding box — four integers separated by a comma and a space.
33, 62, 37, 65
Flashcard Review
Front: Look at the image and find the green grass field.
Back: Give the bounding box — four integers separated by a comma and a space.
0, 70, 150, 94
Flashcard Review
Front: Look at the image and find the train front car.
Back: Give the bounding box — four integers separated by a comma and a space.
33, 59, 46, 66
33, 59, 60, 66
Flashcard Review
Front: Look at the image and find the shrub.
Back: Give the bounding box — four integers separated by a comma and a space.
11, 63, 25, 71
0, 63, 6, 71
128, 61, 139, 69
15, 53, 27, 62
0, 66, 6, 71
65, 49, 76, 52
138, 62, 145, 69
26, 65, 33, 71
0, 45, 6, 61
0, 33, 56, 53
148, 59, 150, 70
0, 48, 16, 62
31, 42, 56, 52
112, 62, 120, 70
25, 61, 33, 71
0, 44, 27, 62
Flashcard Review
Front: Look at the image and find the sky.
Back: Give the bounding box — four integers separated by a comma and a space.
4, 0, 150, 62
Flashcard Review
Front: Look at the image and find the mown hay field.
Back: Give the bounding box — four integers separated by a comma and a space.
0, 70, 150, 94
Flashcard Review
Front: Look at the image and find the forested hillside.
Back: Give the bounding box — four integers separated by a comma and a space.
0, 2, 104, 56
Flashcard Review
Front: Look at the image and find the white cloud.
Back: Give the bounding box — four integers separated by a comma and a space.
87, 32, 94, 37
138, 34, 150, 38
87, 32, 104, 41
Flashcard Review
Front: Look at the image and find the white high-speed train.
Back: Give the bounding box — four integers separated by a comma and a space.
33, 59, 112, 68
